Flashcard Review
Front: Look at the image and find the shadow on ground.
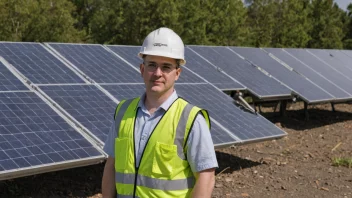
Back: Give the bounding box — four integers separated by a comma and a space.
259, 103, 352, 130
215, 151, 262, 174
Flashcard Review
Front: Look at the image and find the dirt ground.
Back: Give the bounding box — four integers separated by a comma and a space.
1, 102, 351, 198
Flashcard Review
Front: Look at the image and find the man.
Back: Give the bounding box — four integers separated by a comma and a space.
102, 27, 218, 198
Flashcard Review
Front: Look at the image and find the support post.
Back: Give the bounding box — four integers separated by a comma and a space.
331, 103, 335, 112
280, 100, 287, 117
304, 102, 309, 121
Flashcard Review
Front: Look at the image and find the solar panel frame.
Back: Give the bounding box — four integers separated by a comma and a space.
0, 58, 29, 92
230, 47, 335, 104
0, 91, 104, 180
105, 45, 207, 84
45, 43, 143, 84
0, 42, 86, 84
37, 84, 119, 145
188, 46, 292, 100
285, 48, 352, 96
183, 48, 246, 90
307, 49, 352, 81
263, 48, 352, 101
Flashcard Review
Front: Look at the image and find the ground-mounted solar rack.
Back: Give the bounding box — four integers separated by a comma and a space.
0, 56, 105, 181
187, 46, 293, 102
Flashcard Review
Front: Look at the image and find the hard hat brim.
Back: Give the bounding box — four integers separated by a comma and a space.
138, 52, 186, 66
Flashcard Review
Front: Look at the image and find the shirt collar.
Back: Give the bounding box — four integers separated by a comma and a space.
137, 90, 179, 112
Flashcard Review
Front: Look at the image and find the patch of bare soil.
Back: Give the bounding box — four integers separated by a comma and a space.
1, 102, 351, 198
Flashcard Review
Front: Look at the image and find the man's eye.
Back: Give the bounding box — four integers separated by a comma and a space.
148, 64, 156, 68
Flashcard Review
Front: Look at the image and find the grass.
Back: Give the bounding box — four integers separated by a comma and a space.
332, 157, 352, 168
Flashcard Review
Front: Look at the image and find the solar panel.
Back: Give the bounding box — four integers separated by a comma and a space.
46, 43, 143, 83
101, 84, 287, 147
0, 92, 103, 180
0, 61, 29, 91
106, 45, 205, 83
0, 42, 84, 84
326, 50, 352, 72
264, 48, 352, 100
188, 46, 291, 99
184, 48, 245, 90
307, 49, 352, 81
230, 47, 334, 103
38, 85, 117, 143
285, 48, 352, 95
342, 50, 352, 61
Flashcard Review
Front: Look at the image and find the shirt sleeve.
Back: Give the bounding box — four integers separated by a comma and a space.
186, 113, 218, 173
103, 121, 116, 157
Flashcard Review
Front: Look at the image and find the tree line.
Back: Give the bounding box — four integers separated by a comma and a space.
1, 0, 352, 49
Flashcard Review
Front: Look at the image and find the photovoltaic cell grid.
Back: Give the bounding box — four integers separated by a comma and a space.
46, 43, 143, 84
0, 42, 84, 84
326, 50, 352, 73
230, 47, 334, 103
184, 48, 245, 90
188, 46, 291, 99
0, 62, 28, 91
106, 45, 205, 84
102, 84, 286, 146
284, 48, 352, 95
39, 85, 117, 142
264, 48, 352, 100
307, 49, 352, 81
0, 92, 103, 176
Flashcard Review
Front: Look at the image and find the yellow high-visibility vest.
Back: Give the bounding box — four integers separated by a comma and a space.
113, 97, 210, 197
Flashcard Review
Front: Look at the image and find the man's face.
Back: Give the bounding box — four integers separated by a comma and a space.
140, 55, 181, 96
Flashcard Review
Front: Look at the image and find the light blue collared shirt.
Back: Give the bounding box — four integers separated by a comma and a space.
103, 91, 218, 172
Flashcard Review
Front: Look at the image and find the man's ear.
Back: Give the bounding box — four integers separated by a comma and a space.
175, 67, 182, 81
140, 63, 144, 77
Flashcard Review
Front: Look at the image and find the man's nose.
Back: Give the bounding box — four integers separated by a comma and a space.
153, 66, 163, 76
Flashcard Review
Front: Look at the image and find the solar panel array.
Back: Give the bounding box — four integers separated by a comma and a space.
264, 48, 352, 101
39, 85, 117, 143
284, 48, 352, 96
0, 42, 84, 84
46, 43, 143, 83
231, 47, 334, 103
3, 40, 352, 181
188, 46, 292, 99
0, 92, 103, 180
0, 61, 28, 91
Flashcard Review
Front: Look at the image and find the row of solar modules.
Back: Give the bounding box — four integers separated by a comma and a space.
0, 42, 287, 180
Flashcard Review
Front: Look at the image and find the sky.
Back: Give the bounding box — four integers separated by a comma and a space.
335, 0, 351, 11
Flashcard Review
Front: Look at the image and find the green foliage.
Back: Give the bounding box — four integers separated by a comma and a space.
0, 0, 351, 49
0, 0, 83, 42
332, 157, 352, 168
308, 0, 345, 49
272, 0, 311, 48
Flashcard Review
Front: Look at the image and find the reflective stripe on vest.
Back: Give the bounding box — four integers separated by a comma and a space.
115, 172, 195, 191
175, 103, 193, 160
115, 99, 135, 137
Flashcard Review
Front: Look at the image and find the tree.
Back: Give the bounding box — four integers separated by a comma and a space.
246, 0, 279, 47
272, 0, 311, 48
205, 0, 249, 46
0, 0, 83, 42
308, 0, 345, 49
343, 3, 352, 49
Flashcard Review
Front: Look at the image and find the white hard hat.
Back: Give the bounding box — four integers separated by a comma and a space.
138, 27, 186, 66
